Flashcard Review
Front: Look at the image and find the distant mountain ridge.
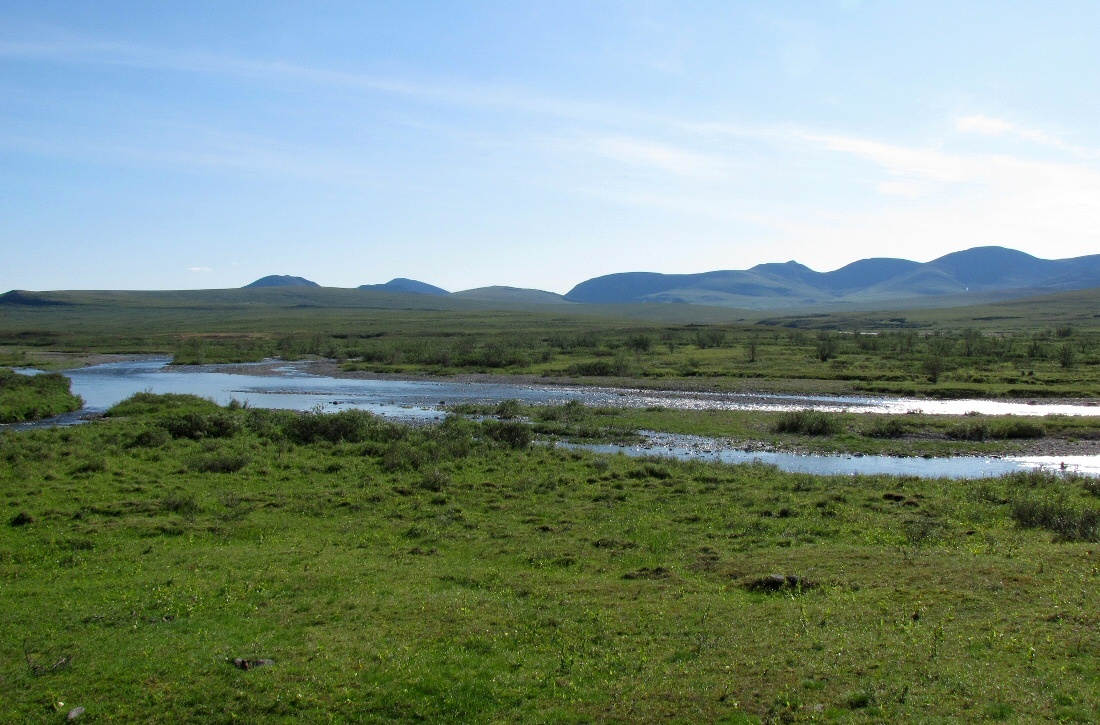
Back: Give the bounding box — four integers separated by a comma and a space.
450, 286, 570, 304
565, 247, 1100, 309
235, 246, 1100, 312
358, 278, 450, 296
244, 275, 319, 288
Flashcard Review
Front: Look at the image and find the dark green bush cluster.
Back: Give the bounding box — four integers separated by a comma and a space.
284, 409, 383, 444
356, 337, 547, 369
992, 420, 1046, 439
772, 410, 843, 436
381, 418, 479, 470
186, 453, 250, 473
108, 392, 215, 416
161, 493, 201, 517
160, 411, 244, 440
862, 417, 906, 438
566, 358, 632, 377
533, 400, 588, 423
129, 426, 171, 448
494, 399, 523, 419
482, 420, 533, 449
1011, 497, 1100, 541
947, 419, 1045, 441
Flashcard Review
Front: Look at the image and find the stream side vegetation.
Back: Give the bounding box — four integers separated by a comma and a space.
0, 368, 82, 423
449, 400, 1100, 458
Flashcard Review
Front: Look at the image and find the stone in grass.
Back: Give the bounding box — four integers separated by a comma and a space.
9, 511, 34, 527
232, 658, 275, 670
742, 574, 816, 593
623, 567, 669, 580
67, 707, 85, 720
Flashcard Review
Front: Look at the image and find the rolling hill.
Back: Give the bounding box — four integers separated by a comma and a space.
450, 286, 572, 305
244, 275, 319, 288
358, 278, 450, 296
565, 247, 1100, 310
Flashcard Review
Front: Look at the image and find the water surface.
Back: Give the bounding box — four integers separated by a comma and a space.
5, 359, 1099, 478
60, 358, 1100, 418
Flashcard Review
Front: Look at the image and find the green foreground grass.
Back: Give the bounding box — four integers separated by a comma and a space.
0, 368, 82, 423
3, 395, 1100, 722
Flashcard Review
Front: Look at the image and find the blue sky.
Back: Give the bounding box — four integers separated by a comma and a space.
3, 1, 1100, 293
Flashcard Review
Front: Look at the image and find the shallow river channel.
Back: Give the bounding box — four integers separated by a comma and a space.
8, 358, 1100, 479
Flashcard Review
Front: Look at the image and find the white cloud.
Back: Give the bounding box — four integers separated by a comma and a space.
0, 37, 633, 126
585, 135, 725, 179
956, 115, 1015, 136
956, 114, 1095, 157
776, 131, 1100, 266
188, 267, 213, 273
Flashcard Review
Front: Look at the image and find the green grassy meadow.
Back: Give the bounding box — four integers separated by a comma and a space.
3, 395, 1100, 722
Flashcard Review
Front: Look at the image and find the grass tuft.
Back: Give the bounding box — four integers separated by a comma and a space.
772, 410, 843, 436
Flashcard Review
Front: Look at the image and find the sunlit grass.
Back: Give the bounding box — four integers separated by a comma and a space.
2, 395, 1100, 721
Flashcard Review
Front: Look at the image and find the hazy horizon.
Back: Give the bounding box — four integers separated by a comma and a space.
4, 1, 1100, 294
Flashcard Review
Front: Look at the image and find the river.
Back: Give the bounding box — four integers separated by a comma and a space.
5, 358, 1099, 478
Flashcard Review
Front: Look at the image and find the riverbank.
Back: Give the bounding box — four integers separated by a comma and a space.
0, 349, 167, 371
0, 368, 83, 423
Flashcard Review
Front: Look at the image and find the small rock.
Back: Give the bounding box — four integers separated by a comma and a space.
233, 657, 275, 670
9, 511, 34, 527
67, 707, 85, 720
622, 566, 671, 580
743, 573, 816, 593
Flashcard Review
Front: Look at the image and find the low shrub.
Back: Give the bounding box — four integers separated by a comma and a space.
383, 440, 428, 471
161, 411, 243, 440
0, 369, 82, 423
990, 420, 1045, 439
284, 409, 379, 444
948, 419, 1045, 441
494, 399, 523, 419
71, 458, 108, 474
482, 420, 533, 449
417, 468, 451, 492
129, 426, 171, 448
566, 358, 631, 377
186, 453, 250, 473
772, 410, 842, 436
946, 421, 989, 441
534, 400, 588, 423
107, 392, 215, 417
1011, 497, 1100, 541
161, 494, 201, 518
862, 417, 906, 438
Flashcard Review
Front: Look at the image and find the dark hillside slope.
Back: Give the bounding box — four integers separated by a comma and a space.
862, 247, 1100, 298
359, 278, 450, 296
818, 258, 921, 294
450, 286, 571, 305
566, 246, 1100, 310
244, 275, 319, 288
